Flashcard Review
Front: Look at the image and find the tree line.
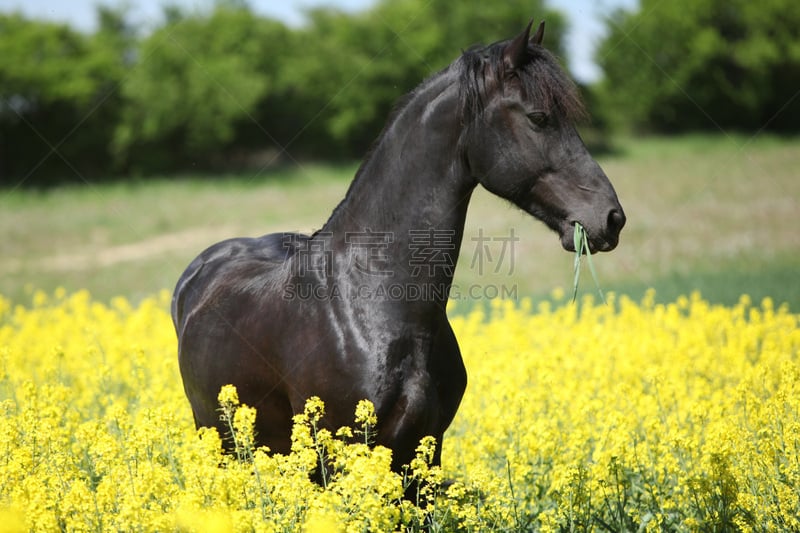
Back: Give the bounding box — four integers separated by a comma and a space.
1, 0, 797, 185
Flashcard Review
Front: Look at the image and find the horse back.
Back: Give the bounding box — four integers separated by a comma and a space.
171, 232, 303, 334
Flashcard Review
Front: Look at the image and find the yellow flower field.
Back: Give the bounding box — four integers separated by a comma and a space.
1, 289, 798, 531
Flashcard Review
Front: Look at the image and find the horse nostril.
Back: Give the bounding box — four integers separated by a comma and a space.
607, 209, 626, 233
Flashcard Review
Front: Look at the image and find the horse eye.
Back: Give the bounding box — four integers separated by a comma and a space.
527, 112, 549, 127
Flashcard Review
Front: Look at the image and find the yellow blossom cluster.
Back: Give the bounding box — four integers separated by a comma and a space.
0, 288, 798, 531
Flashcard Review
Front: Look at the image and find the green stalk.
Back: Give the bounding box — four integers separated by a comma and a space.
571, 223, 606, 304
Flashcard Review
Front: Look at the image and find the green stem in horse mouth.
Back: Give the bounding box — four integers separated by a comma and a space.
571, 223, 606, 304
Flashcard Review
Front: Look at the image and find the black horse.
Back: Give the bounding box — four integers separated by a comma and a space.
172, 20, 625, 472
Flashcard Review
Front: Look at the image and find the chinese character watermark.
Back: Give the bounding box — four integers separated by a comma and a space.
282, 227, 520, 301
284, 232, 332, 276
469, 228, 518, 275
345, 229, 394, 276
408, 229, 456, 277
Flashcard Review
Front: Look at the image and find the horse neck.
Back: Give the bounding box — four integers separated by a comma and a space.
321, 71, 476, 286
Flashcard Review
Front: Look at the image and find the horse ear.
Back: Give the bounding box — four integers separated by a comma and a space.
503, 19, 534, 71
532, 20, 545, 45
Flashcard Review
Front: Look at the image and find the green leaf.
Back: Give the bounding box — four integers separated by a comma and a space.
571, 223, 582, 303
571, 223, 606, 304
582, 229, 607, 305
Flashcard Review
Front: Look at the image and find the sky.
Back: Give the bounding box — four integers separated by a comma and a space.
0, 0, 637, 82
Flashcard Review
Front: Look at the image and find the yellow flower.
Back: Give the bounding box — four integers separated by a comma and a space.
304, 510, 343, 533
0, 506, 26, 533
354, 399, 377, 427
303, 396, 325, 422
1, 288, 798, 530
217, 384, 239, 408
174, 507, 234, 533
232, 405, 256, 438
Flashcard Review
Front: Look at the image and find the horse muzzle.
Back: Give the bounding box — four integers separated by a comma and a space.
561, 206, 626, 253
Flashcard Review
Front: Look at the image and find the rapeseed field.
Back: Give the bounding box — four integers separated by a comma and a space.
1, 289, 798, 531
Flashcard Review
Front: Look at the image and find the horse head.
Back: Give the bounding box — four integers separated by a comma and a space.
464, 20, 625, 253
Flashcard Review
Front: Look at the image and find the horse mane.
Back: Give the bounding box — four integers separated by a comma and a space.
459, 40, 587, 125
316, 66, 459, 235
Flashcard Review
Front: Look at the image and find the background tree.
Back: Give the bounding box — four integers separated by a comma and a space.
595, 0, 800, 133
281, 0, 567, 158
0, 9, 131, 184
112, 4, 292, 173
0, 1, 574, 183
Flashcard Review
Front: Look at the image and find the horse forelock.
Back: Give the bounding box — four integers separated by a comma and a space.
457, 40, 586, 125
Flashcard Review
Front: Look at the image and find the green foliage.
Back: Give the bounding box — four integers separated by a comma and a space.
112, 5, 291, 173
0, 9, 131, 183
596, 0, 800, 132
0, 1, 569, 184
279, 0, 565, 156
571, 223, 605, 304
4, 0, 800, 183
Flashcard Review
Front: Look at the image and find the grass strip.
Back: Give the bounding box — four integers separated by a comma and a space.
572, 222, 606, 304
